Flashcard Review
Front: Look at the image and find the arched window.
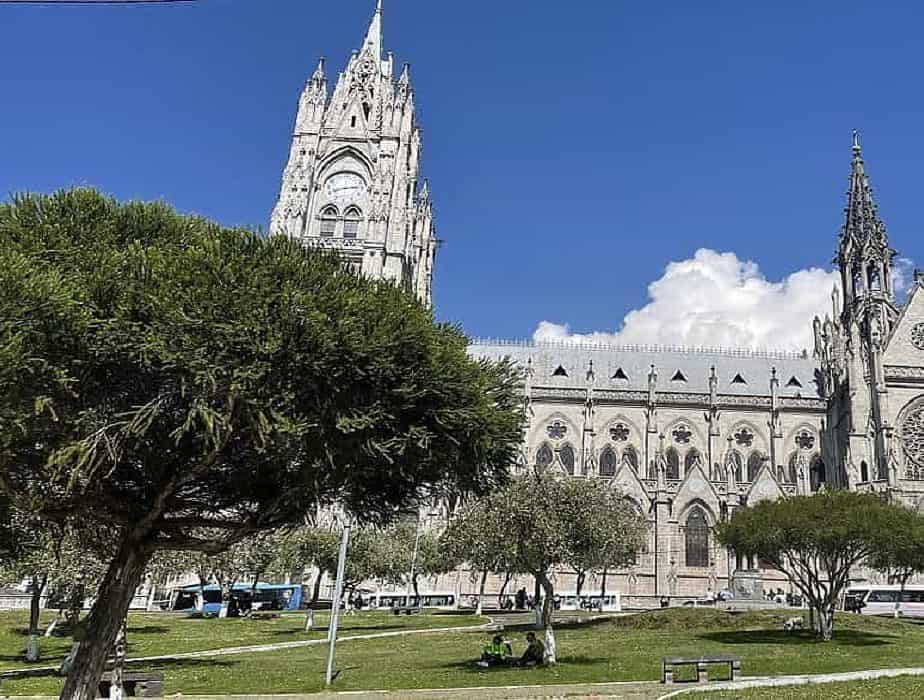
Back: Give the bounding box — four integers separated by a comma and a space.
728, 450, 744, 482
343, 207, 362, 239
685, 449, 702, 473
320, 206, 338, 237
599, 446, 618, 477
787, 453, 799, 484
810, 456, 825, 492
623, 446, 640, 472
536, 443, 553, 469
860, 460, 869, 483
685, 507, 710, 568
747, 452, 764, 482
666, 447, 680, 480
559, 444, 576, 476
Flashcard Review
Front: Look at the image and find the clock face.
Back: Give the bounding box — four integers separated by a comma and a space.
325, 173, 366, 203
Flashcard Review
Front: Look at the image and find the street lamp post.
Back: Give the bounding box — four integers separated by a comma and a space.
325, 519, 352, 686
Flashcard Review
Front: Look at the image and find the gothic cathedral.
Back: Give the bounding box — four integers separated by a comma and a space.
270, 1, 436, 306
272, 3, 924, 601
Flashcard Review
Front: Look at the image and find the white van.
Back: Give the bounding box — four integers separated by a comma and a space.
845, 585, 924, 617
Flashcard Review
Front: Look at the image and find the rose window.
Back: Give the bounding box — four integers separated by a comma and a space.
734, 428, 755, 448
796, 431, 815, 451
902, 405, 924, 473
610, 423, 630, 442
672, 425, 693, 444
912, 324, 924, 351
547, 421, 568, 441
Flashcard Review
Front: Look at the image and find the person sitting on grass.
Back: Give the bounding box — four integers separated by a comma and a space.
516, 632, 546, 667
478, 634, 511, 668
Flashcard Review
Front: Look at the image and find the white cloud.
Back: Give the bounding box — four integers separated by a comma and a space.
892, 257, 917, 301
533, 249, 840, 352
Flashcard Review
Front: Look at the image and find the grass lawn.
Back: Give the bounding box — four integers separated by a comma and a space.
705, 674, 924, 698
0, 609, 484, 673
3, 608, 924, 696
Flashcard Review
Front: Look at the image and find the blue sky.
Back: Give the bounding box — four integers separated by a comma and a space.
1, 0, 922, 347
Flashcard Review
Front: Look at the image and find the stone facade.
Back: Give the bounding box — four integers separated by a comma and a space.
270, 1, 436, 306
274, 6, 924, 605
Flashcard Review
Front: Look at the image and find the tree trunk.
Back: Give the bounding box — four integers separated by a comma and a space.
304, 570, 325, 631
537, 572, 557, 664
576, 570, 586, 599
58, 538, 152, 700
600, 568, 608, 599
45, 611, 62, 638
475, 570, 488, 617
26, 575, 47, 662
818, 605, 835, 642
497, 571, 513, 608
110, 619, 127, 700
218, 581, 234, 618
412, 573, 420, 605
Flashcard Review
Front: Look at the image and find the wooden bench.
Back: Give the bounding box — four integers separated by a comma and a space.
662, 655, 740, 684
98, 672, 164, 697
392, 606, 422, 616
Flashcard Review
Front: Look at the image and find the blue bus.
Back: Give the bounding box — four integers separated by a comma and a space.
171, 583, 302, 615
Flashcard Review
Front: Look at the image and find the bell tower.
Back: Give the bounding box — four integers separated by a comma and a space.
270, 1, 437, 307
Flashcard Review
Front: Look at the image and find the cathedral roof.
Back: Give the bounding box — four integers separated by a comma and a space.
469, 339, 822, 399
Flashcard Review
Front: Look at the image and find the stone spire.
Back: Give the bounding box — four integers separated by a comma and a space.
362, 0, 384, 59
836, 132, 897, 315
841, 131, 890, 256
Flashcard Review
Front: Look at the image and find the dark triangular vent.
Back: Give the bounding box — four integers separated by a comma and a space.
612, 368, 629, 380
552, 365, 568, 377
732, 373, 747, 385
786, 376, 803, 388
671, 370, 687, 382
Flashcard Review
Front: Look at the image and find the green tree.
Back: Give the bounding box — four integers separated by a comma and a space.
379, 520, 456, 605
717, 491, 914, 640
0, 190, 524, 698
444, 473, 647, 662
0, 511, 106, 662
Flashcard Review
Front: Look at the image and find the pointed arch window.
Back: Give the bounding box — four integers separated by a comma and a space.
747, 452, 765, 482
320, 206, 339, 237
787, 453, 799, 484
685, 449, 702, 472
599, 446, 619, 477
559, 444, 576, 476
810, 456, 825, 492
343, 207, 362, 239
685, 507, 710, 568
536, 443, 554, 469
623, 445, 640, 472
728, 450, 744, 482
666, 447, 681, 480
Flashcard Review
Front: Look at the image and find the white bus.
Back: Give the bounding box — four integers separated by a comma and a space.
557, 592, 622, 612
845, 585, 924, 618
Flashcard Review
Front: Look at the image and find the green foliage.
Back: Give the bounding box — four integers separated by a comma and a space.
445, 472, 646, 582
717, 491, 920, 640
0, 189, 525, 693
0, 189, 525, 548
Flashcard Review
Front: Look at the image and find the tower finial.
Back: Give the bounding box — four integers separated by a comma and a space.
852, 129, 861, 152
376, 0, 383, 12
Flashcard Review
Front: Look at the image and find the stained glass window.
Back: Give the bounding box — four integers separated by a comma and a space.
685, 507, 710, 568
599, 447, 618, 477
559, 444, 576, 476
